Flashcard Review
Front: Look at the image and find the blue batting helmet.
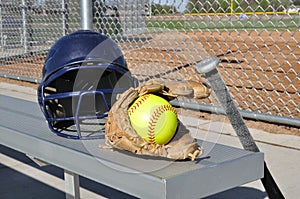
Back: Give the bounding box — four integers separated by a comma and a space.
38, 30, 136, 139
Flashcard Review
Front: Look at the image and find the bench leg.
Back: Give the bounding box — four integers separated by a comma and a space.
64, 169, 80, 199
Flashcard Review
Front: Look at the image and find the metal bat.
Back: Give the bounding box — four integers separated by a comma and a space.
196, 56, 284, 199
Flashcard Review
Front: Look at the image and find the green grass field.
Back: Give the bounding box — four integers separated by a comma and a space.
146, 16, 300, 31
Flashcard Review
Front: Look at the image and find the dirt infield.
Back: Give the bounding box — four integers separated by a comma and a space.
123, 30, 300, 119
0, 53, 46, 80
0, 30, 299, 135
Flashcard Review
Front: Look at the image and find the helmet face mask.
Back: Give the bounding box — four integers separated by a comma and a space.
38, 30, 137, 139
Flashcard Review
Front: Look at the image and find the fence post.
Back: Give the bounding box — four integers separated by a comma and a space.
80, 0, 92, 30
21, 0, 28, 53
62, 0, 68, 35
0, 0, 3, 50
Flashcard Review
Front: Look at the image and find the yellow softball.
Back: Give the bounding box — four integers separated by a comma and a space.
128, 94, 178, 145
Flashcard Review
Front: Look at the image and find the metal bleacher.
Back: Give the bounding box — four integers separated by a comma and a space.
0, 94, 264, 198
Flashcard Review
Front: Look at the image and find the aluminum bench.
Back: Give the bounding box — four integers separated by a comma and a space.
0, 95, 264, 199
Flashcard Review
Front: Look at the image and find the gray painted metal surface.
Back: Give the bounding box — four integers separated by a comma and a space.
0, 95, 264, 198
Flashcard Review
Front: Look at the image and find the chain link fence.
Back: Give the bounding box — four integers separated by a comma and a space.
0, 0, 299, 126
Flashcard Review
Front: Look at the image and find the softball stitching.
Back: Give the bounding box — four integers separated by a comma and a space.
128, 94, 150, 116
147, 104, 177, 144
